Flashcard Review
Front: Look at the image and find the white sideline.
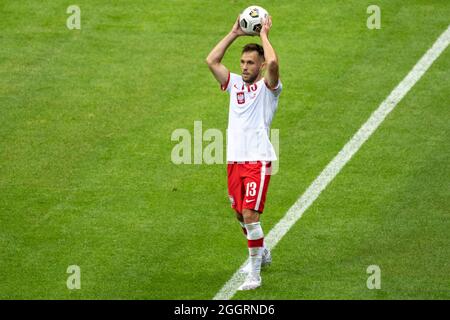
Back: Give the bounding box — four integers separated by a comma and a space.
213, 25, 450, 300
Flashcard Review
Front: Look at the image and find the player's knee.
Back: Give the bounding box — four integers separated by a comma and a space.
242, 209, 259, 223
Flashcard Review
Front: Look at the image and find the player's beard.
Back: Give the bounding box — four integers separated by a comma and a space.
242, 72, 259, 85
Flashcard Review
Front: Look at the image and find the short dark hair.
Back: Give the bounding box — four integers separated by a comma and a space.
242, 43, 265, 59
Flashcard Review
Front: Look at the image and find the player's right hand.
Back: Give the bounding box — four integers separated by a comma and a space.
231, 15, 250, 37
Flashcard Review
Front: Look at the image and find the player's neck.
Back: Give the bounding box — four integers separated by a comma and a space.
244, 75, 263, 86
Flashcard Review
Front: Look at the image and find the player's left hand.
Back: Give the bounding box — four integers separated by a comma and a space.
260, 16, 272, 37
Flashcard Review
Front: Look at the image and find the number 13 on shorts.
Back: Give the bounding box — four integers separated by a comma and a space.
246, 182, 257, 197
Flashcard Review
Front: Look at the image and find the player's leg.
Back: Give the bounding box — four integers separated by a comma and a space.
238, 161, 272, 290
241, 161, 272, 267
229, 163, 262, 283
240, 162, 272, 284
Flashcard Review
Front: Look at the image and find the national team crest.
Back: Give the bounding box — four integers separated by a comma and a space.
236, 91, 245, 104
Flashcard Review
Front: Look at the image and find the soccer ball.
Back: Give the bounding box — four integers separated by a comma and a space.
239, 5, 269, 35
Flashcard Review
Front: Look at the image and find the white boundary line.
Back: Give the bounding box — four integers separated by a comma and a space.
213, 25, 450, 300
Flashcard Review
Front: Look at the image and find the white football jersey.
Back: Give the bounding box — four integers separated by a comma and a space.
222, 72, 282, 162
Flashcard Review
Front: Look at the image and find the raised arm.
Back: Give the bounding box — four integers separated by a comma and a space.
206, 16, 246, 87
260, 16, 279, 89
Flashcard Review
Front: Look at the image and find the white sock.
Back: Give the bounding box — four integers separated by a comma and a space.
248, 247, 264, 274
245, 222, 264, 274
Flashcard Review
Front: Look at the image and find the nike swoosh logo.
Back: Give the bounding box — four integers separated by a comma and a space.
245, 199, 255, 203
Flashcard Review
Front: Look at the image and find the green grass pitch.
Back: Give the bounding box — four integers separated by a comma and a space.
0, 0, 449, 299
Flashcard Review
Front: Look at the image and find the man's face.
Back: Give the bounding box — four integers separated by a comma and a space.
240, 51, 264, 84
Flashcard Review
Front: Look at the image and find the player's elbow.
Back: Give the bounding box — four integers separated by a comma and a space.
205, 55, 217, 66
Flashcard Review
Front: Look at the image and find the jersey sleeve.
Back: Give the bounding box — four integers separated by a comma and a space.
264, 79, 283, 98
221, 72, 241, 93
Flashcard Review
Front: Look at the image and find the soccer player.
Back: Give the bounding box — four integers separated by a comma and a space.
206, 15, 282, 290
